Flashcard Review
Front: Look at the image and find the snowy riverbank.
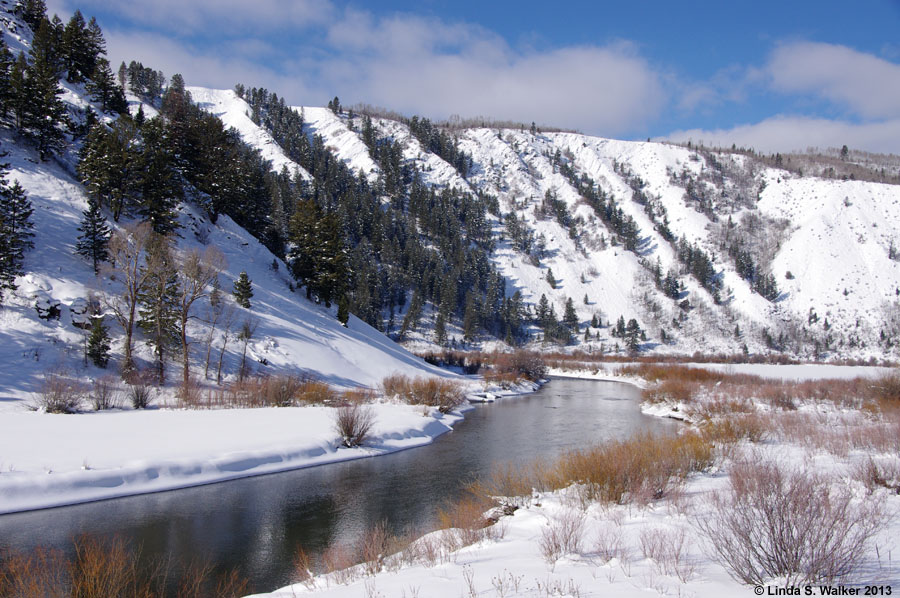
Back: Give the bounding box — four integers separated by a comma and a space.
0, 381, 538, 515
249, 364, 900, 598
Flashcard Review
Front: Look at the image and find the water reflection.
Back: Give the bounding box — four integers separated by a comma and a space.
0, 378, 676, 593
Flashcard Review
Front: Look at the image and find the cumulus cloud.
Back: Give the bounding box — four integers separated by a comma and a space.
317, 14, 664, 135
77, 5, 667, 136
767, 42, 900, 119
664, 116, 900, 155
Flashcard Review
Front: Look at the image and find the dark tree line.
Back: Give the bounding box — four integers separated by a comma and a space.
558, 158, 641, 251
237, 86, 528, 343
0, 2, 126, 160
404, 115, 473, 179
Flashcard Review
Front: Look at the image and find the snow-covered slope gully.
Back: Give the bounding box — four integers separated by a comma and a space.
195, 89, 900, 360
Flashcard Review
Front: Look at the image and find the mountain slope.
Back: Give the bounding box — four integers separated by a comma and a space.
199, 89, 900, 359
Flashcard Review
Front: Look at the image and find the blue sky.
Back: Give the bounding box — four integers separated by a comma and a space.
46, 0, 900, 153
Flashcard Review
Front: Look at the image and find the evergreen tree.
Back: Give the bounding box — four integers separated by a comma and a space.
0, 156, 34, 304
62, 9, 90, 82
563, 296, 578, 332
137, 236, 180, 384
20, 20, 67, 159
546, 267, 556, 289
232, 270, 253, 308
8, 52, 29, 129
0, 35, 14, 119
75, 197, 110, 274
136, 117, 181, 233
337, 294, 349, 327
16, 0, 48, 32
86, 314, 111, 367
77, 119, 139, 221
86, 57, 127, 114
625, 318, 642, 352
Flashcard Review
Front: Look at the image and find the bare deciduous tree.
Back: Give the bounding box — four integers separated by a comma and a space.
175, 247, 225, 387
104, 222, 153, 377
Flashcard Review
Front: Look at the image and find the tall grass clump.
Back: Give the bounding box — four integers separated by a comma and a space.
696, 459, 886, 585
380, 374, 466, 413
546, 432, 713, 504
0, 535, 247, 598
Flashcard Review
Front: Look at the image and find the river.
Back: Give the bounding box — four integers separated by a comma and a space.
0, 377, 677, 594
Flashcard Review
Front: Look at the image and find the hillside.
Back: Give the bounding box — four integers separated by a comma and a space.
0, 13, 449, 405
193, 88, 900, 360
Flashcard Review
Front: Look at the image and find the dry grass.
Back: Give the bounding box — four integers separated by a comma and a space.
189, 375, 341, 409
380, 374, 467, 413
545, 432, 714, 505
0, 535, 246, 598
437, 495, 495, 550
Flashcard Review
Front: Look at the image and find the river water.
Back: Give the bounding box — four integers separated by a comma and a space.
0, 378, 677, 594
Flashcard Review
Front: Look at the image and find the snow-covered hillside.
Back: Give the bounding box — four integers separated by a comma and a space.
188, 88, 900, 359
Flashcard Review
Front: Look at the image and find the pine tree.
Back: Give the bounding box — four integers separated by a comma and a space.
137, 236, 180, 384
625, 318, 642, 352
136, 117, 181, 233
563, 296, 578, 332
86, 57, 127, 114
22, 20, 67, 160
232, 270, 253, 308
546, 267, 556, 289
75, 197, 110, 274
77, 119, 139, 221
16, 0, 48, 32
0, 35, 14, 119
0, 156, 34, 304
337, 294, 349, 327
86, 314, 111, 367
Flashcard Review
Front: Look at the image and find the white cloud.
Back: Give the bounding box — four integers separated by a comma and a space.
92, 9, 666, 136
50, 0, 335, 35
767, 42, 900, 119
317, 14, 664, 135
103, 31, 317, 101
664, 115, 900, 155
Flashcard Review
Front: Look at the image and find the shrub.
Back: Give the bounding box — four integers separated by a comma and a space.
89, 376, 120, 411
696, 459, 886, 585
334, 401, 376, 447
34, 371, 86, 413
127, 371, 155, 409
548, 431, 713, 504
871, 369, 900, 407
539, 509, 585, 564
489, 351, 547, 382
639, 526, 694, 581
380, 375, 467, 413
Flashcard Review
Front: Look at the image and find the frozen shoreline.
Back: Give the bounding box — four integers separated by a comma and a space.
250, 364, 900, 598
0, 382, 538, 515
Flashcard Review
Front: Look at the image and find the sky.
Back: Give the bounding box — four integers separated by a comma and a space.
43, 0, 900, 154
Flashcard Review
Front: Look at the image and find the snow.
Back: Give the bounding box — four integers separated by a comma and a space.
188, 87, 312, 181
248, 366, 900, 598
0, 402, 465, 514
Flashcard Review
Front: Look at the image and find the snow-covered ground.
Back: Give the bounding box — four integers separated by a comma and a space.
0, 401, 467, 514
249, 364, 900, 598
